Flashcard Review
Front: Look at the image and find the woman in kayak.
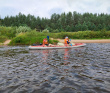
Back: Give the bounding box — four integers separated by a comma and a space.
64, 36, 70, 45
43, 38, 48, 46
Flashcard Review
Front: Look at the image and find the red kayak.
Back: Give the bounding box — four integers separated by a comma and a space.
28, 43, 86, 50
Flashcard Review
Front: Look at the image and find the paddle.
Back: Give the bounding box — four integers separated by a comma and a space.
70, 39, 72, 46
47, 36, 49, 44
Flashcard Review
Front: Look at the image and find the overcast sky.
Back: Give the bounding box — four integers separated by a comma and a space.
0, 0, 110, 18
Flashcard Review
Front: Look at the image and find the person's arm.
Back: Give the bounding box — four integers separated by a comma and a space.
43, 40, 45, 46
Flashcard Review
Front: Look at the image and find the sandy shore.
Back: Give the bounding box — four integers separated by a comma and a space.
55, 39, 110, 43
0, 40, 11, 46
0, 39, 110, 47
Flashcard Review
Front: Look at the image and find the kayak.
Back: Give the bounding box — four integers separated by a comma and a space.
29, 43, 86, 50
28, 43, 86, 50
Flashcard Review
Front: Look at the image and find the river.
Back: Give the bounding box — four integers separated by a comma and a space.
0, 43, 110, 93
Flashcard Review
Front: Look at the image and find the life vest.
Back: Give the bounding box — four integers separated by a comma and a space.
64, 38, 69, 44
64, 39, 68, 44
43, 38, 48, 45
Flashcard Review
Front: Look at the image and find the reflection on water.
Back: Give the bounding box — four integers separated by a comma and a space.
0, 44, 110, 93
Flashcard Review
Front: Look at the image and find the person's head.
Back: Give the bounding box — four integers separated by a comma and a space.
65, 36, 68, 39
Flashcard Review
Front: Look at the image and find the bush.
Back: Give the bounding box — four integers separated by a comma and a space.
16, 26, 31, 35
9, 31, 54, 45
42, 29, 49, 33
52, 40, 59, 45
49, 31, 110, 39
53, 29, 59, 33
0, 26, 16, 38
0, 35, 8, 43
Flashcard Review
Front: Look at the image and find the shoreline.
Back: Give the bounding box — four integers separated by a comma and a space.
0, 40, 11, 46
55, 39, 110, 43
0, 39, 110, 46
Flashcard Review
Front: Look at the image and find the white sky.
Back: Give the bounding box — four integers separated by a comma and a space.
0, 0, 110, 18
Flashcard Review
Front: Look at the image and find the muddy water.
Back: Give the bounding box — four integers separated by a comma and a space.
0, 43, 110, 93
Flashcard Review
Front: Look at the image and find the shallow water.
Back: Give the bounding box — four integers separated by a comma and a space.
0, 43, 110, 93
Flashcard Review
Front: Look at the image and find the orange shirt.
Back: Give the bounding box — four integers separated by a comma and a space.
64, 39, 67, 44
64, 38, 69, 45
43, 39, 48, 45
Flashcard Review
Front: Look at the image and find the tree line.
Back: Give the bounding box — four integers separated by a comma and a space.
0, 11, 110, 32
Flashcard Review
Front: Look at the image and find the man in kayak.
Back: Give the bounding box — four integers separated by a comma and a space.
43, 38, 48, 46
64, 36, 70, 45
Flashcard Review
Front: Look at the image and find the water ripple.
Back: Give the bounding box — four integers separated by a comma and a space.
0, 44, 110, 93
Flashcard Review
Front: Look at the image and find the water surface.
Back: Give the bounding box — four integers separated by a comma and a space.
0, 43, 110, 93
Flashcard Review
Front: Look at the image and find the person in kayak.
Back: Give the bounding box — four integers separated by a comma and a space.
64, 36, 70, 45
43, 38, 48, 46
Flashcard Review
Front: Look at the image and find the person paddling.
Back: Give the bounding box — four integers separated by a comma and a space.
64, 36, 70, 46
43, 38, 48, 46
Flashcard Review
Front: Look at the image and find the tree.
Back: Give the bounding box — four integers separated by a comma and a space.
36, 16, 41, 30
97, 24, 103, 31
1, 11, 110, 32
65, 25, 71, 32
66, 12, 73, 26
60, 13, 66, 29
91, 23, 96, 31
82, 22, 88, 31
0, 16, 1, 25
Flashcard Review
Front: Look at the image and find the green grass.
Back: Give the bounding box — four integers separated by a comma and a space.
0, 26, 110, 45
0, 26, 16, 38
9, 30, 110, 45
0, 35, 8, 43
9, 31, 58, 45
48, 31, 110, 39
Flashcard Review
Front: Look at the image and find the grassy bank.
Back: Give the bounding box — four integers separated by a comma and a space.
0, 36, 8, 43
0, 26, 110, 45
48, 31, 110, 39
9, 30, 110, 45
0, 26, 16, 43
9, 31, 58, 45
